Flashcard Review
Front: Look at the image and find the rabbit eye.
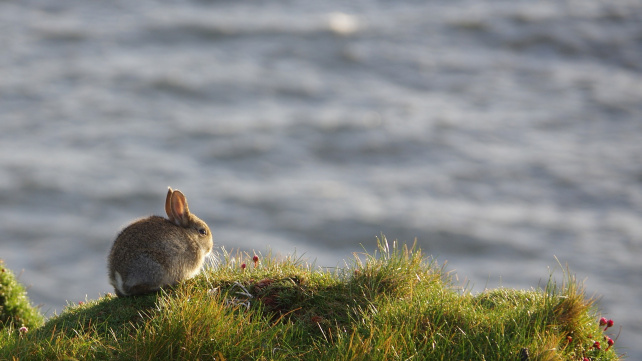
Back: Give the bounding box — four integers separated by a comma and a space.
198, 228, 208, 236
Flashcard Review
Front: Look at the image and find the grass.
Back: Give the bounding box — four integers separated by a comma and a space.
0, 238, 624, 360
0, 259, 44, 331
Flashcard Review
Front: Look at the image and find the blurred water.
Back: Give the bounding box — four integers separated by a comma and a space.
1, 0, 641, 357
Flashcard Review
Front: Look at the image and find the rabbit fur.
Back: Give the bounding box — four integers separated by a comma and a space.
108, 187, 213, 297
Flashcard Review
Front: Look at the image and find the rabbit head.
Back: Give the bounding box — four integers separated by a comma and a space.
165, 187, 212, 241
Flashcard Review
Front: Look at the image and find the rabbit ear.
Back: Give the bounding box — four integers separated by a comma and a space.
169, 190, 191, 227
165, 187, 174, 221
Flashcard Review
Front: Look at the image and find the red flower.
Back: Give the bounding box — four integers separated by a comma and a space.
241, 263, 247, 270
253, 255, 259, 266
599, 317, 607, 326
605, 337, 614, 351
566, 335, 572, 343
593, 341, 601, 350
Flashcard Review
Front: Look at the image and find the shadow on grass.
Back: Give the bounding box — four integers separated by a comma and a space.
36, 292, 160, 339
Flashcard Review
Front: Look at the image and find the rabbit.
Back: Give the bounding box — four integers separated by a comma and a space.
108, 187, 213, 297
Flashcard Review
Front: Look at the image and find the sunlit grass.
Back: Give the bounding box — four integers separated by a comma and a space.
0, 238, 623, 360
0, 259, 44, 331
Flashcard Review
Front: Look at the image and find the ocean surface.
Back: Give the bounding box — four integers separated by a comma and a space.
1, 0, 641, 357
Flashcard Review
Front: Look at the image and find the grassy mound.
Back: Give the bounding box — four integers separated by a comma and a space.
0, 259, 44, 331
0, 240, 622, 360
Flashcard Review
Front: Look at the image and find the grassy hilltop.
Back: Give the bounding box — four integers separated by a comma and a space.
0, 239, 623, 360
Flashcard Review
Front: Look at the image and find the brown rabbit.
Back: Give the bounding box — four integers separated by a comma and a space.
108, 187, 213, 297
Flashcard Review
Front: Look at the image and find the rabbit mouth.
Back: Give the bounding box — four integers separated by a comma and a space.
204, 246, 214, 258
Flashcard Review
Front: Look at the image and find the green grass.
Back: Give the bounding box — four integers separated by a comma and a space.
0, 238, 623, 360
0, 259, 44, 331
